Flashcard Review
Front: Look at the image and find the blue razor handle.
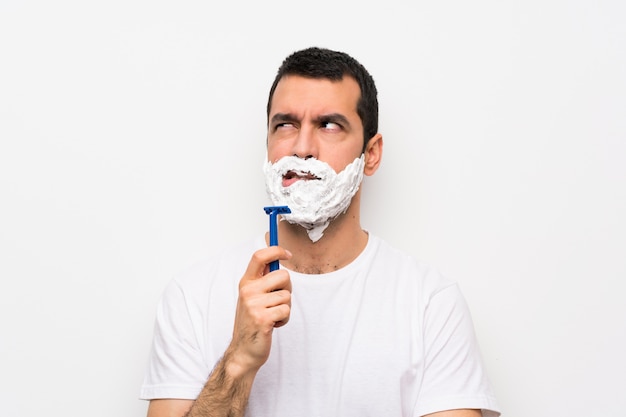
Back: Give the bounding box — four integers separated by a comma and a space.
263, 206, 291, 271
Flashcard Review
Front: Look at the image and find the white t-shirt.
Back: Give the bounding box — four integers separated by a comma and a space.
140, 234, 500, 417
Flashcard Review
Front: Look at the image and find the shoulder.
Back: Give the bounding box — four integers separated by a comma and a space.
367, 234, 457, 298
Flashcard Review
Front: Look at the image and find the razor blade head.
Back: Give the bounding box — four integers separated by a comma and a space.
264, 206, 292, 215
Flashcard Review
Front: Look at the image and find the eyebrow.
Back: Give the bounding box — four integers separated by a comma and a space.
270, 113, 297, 126
270, 112, 351, 127
314, 113, 351, 128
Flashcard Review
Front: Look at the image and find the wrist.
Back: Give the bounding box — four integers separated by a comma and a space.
222, 348, 261, 381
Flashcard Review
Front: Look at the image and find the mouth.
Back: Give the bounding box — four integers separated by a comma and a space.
282, 170, 320, 187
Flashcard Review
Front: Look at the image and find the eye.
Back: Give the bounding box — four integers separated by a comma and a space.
274, 122, 295, 131
321, 121, 342, 132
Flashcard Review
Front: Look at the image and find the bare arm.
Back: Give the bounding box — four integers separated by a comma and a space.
147, 246, 292, 417
423, 409, 482, 417
147, 399, 193, 417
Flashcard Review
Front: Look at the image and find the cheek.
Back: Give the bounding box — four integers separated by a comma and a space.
322, 149, 363, 174
327, 159, 344, 174
319, 157, 348, 175
266, 141, 287, 163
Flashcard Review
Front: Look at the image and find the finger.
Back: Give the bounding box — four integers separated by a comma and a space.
268, 303, 291, 328
243, 247, 292, 280
240, 269, 291, 296
265, 269, 292, 293
265, 288, 291, 308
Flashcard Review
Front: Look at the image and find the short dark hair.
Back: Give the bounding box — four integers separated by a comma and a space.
267, 47, 379, 151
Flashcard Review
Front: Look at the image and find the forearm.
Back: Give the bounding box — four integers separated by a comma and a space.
182, 247, 291, 417
184, 351, 258, 417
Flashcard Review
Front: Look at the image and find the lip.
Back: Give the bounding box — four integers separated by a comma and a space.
282, 170, 320, 187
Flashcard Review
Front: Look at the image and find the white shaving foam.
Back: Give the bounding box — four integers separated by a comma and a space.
264, 155, 365, 242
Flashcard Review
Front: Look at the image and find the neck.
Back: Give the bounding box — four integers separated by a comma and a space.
266, 198, 368, 274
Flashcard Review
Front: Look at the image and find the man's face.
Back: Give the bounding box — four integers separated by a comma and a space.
267, 75, 365, 174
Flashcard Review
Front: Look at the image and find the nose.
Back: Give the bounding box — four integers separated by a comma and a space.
291, 125, 317, 160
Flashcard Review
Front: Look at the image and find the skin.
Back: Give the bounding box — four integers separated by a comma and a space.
147, 75, 479, 417
265, 75, 382, 274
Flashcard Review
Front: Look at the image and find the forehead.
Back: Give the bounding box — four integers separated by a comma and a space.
269, 75, 361, 117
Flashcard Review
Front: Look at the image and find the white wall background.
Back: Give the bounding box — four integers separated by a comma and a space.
1, 1, 624, 416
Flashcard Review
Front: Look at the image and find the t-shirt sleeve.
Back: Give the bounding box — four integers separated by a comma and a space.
416, 282, 500, 417
139, 279, 209, 400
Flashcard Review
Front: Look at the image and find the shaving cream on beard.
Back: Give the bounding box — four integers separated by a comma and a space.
263, 154, 365, 243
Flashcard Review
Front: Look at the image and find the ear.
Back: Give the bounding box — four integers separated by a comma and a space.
363, 133, 383, 176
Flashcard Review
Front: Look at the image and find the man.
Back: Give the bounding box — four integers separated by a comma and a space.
141, 47, 500, 417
